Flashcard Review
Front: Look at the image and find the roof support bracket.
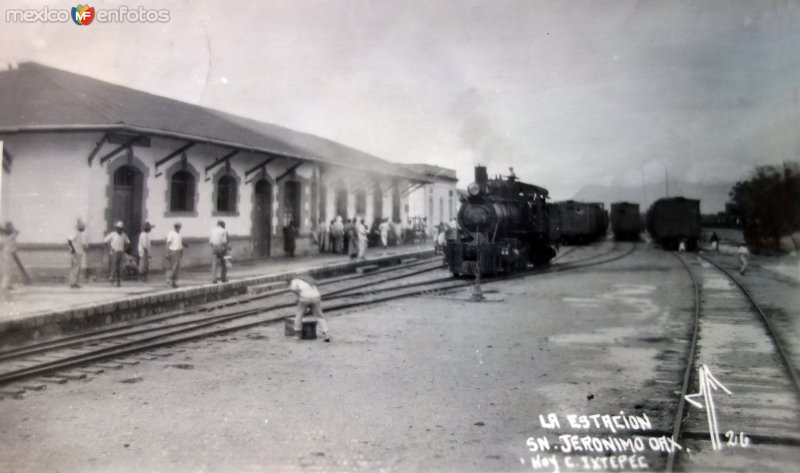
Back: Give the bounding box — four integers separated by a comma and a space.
244, 157, 277, 185
2, 147, 12, 173
402, 181, 423, 198
99, 135, 147, 166
275, 161, 303, 183
86, 132, 109, 166
204, 149, 239, 180
155, 142, 195, 173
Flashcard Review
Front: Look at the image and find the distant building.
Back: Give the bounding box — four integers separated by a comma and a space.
404, 164, 459, 235
0, 63, 429, 278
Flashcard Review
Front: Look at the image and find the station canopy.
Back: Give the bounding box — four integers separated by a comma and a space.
0, 62, 430, 182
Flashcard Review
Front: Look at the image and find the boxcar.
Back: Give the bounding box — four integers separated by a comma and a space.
610, 202, 641, 241
646, 197, 701, 250
555, 200, 606, 244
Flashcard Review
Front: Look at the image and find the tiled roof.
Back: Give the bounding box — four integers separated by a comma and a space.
0, 63, 429, 182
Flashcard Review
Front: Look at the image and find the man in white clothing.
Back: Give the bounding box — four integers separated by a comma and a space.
166, 222, 184, 288
67, 219, 87, 288
356, 218, 368, 260
290, 275, 330, 342
378, 219, 389, 248
738, 242, 750, 275
210, 220, 229, 283
103, 221, 130, 287
138, 222, 154, 282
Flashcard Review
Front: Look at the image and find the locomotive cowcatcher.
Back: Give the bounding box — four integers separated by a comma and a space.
445, 166, 560, 276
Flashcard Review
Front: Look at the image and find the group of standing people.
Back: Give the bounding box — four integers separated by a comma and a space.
65, 219, 230, 289
434, 218, 459, 255
316, 216, 369, 260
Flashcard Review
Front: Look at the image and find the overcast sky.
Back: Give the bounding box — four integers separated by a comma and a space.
2, 0, 799, 210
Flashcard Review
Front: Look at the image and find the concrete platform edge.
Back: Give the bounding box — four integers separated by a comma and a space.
0, 250, 435, 346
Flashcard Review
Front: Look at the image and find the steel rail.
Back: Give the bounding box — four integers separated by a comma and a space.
0, 243, 638, 386
0, 256, 441, 361
698, 254, 800, 395
666, 253, 702, 473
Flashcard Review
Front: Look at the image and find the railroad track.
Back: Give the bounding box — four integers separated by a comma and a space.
0, 242, 637, 396
668, 253, 800, 472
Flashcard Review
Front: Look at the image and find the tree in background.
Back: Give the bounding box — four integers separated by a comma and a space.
727, 162, 800, 252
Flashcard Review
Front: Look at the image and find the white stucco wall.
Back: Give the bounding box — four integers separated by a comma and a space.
407, 180, 459, 234
0, 131, 421, 276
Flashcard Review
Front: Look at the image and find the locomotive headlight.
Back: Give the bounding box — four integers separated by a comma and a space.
467, 182, 480, 196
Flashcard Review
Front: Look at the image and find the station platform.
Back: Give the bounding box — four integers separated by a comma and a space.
0, 243, 434, 345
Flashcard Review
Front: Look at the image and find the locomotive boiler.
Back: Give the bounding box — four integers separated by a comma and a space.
444, 166, 559, 276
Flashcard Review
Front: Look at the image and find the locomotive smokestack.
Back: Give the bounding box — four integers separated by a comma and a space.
475, 166, 488, 192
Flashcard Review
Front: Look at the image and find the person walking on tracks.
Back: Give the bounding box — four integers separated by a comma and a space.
67, 219, 87, 288
104, 221, 130, 287
137, 222, 154, 282
738, 242, 750, 275
710, 232, 720, 252
210, 220, 230, 283
290, 275, 330, 342
166, 222, 184, 288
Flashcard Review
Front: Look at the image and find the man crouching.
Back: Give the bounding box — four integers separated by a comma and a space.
290, 275, 331, 342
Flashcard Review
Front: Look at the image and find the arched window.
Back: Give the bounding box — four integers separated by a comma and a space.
170, 170, 195, 212
216, 175, 237, 213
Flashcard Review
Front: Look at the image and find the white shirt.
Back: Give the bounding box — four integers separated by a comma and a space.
290, 278, 321, 300
69, 230, 87, 254
138, 231, 151, 254
167, 230, 183, 251
738, 246, 750, 257
210, 226, 229, 246
104, 231, 130, 252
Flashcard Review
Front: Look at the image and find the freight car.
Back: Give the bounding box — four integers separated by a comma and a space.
444, 166, 559, 276
610, 202, 642, 241
646, 197, 701, 250
554, 200, 607, 244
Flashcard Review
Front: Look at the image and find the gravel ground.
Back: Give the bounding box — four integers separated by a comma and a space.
0, 244, 735, 472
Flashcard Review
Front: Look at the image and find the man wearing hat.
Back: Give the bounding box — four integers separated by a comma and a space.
103, 221, 130, 287
137, 222, 154, 282
289, 274, 331, 342
166, 222, 184, 288
0, 222, 19, 300
209, 220, 230, 283
67, 219, 87, 288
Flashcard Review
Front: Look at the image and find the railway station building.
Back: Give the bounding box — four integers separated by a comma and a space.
404, 164, 459, 236
0, 63, 430, 279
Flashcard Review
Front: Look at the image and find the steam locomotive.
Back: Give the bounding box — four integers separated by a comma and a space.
444, 166, 560, 276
